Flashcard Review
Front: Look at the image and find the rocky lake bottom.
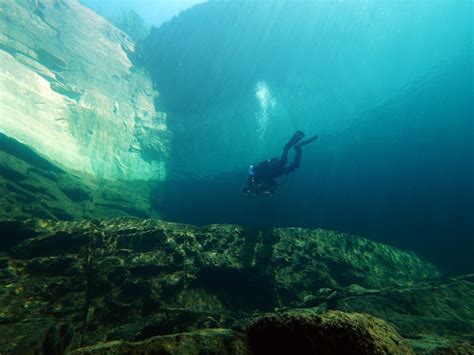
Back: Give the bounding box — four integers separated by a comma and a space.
0, 217, 473, 354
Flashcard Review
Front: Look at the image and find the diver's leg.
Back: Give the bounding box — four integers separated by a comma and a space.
281, 130, 305, 164
283, 135, 318, 174
279, 146, 290, 165
282, 145, 302, 174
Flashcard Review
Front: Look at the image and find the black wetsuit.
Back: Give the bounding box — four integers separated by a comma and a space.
245, 130, 318, 195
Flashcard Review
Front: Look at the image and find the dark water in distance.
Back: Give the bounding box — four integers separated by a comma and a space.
146, 1, 473, 274
152, 71, 474, 274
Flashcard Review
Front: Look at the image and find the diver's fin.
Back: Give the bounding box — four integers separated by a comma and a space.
295, 135, 318, 148
286, 130, 305, 147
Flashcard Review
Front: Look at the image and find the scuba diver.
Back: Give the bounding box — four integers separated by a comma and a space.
243, 130, 318, 195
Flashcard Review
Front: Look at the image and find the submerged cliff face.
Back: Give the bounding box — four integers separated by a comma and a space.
0, 0, 168, 180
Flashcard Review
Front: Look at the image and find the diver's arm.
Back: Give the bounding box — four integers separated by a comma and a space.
247, 174, 254, 187
253, 179, 277, 195
242, 174, 255, 194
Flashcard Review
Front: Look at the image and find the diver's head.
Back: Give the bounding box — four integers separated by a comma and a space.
248, 165, 255, 176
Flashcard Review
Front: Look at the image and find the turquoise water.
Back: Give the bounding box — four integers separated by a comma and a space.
1, 0, 472, 272
0, 1, 473, 352
142, 0, 473, 273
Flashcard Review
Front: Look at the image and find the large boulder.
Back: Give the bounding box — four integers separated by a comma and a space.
247, 310, 414, 354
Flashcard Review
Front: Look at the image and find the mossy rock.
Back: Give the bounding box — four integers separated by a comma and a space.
247, 310, 414, 354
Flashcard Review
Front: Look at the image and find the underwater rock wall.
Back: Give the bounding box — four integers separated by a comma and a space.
0, 0, 168, 180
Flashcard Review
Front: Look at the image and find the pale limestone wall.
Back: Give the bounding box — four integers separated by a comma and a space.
0, 0, 168, 179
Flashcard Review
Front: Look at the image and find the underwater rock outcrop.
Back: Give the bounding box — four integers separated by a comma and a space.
0, 133, 153, 220
0, 218, 472, 353
0, 0, 168, 179
247, 310, 413, 354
